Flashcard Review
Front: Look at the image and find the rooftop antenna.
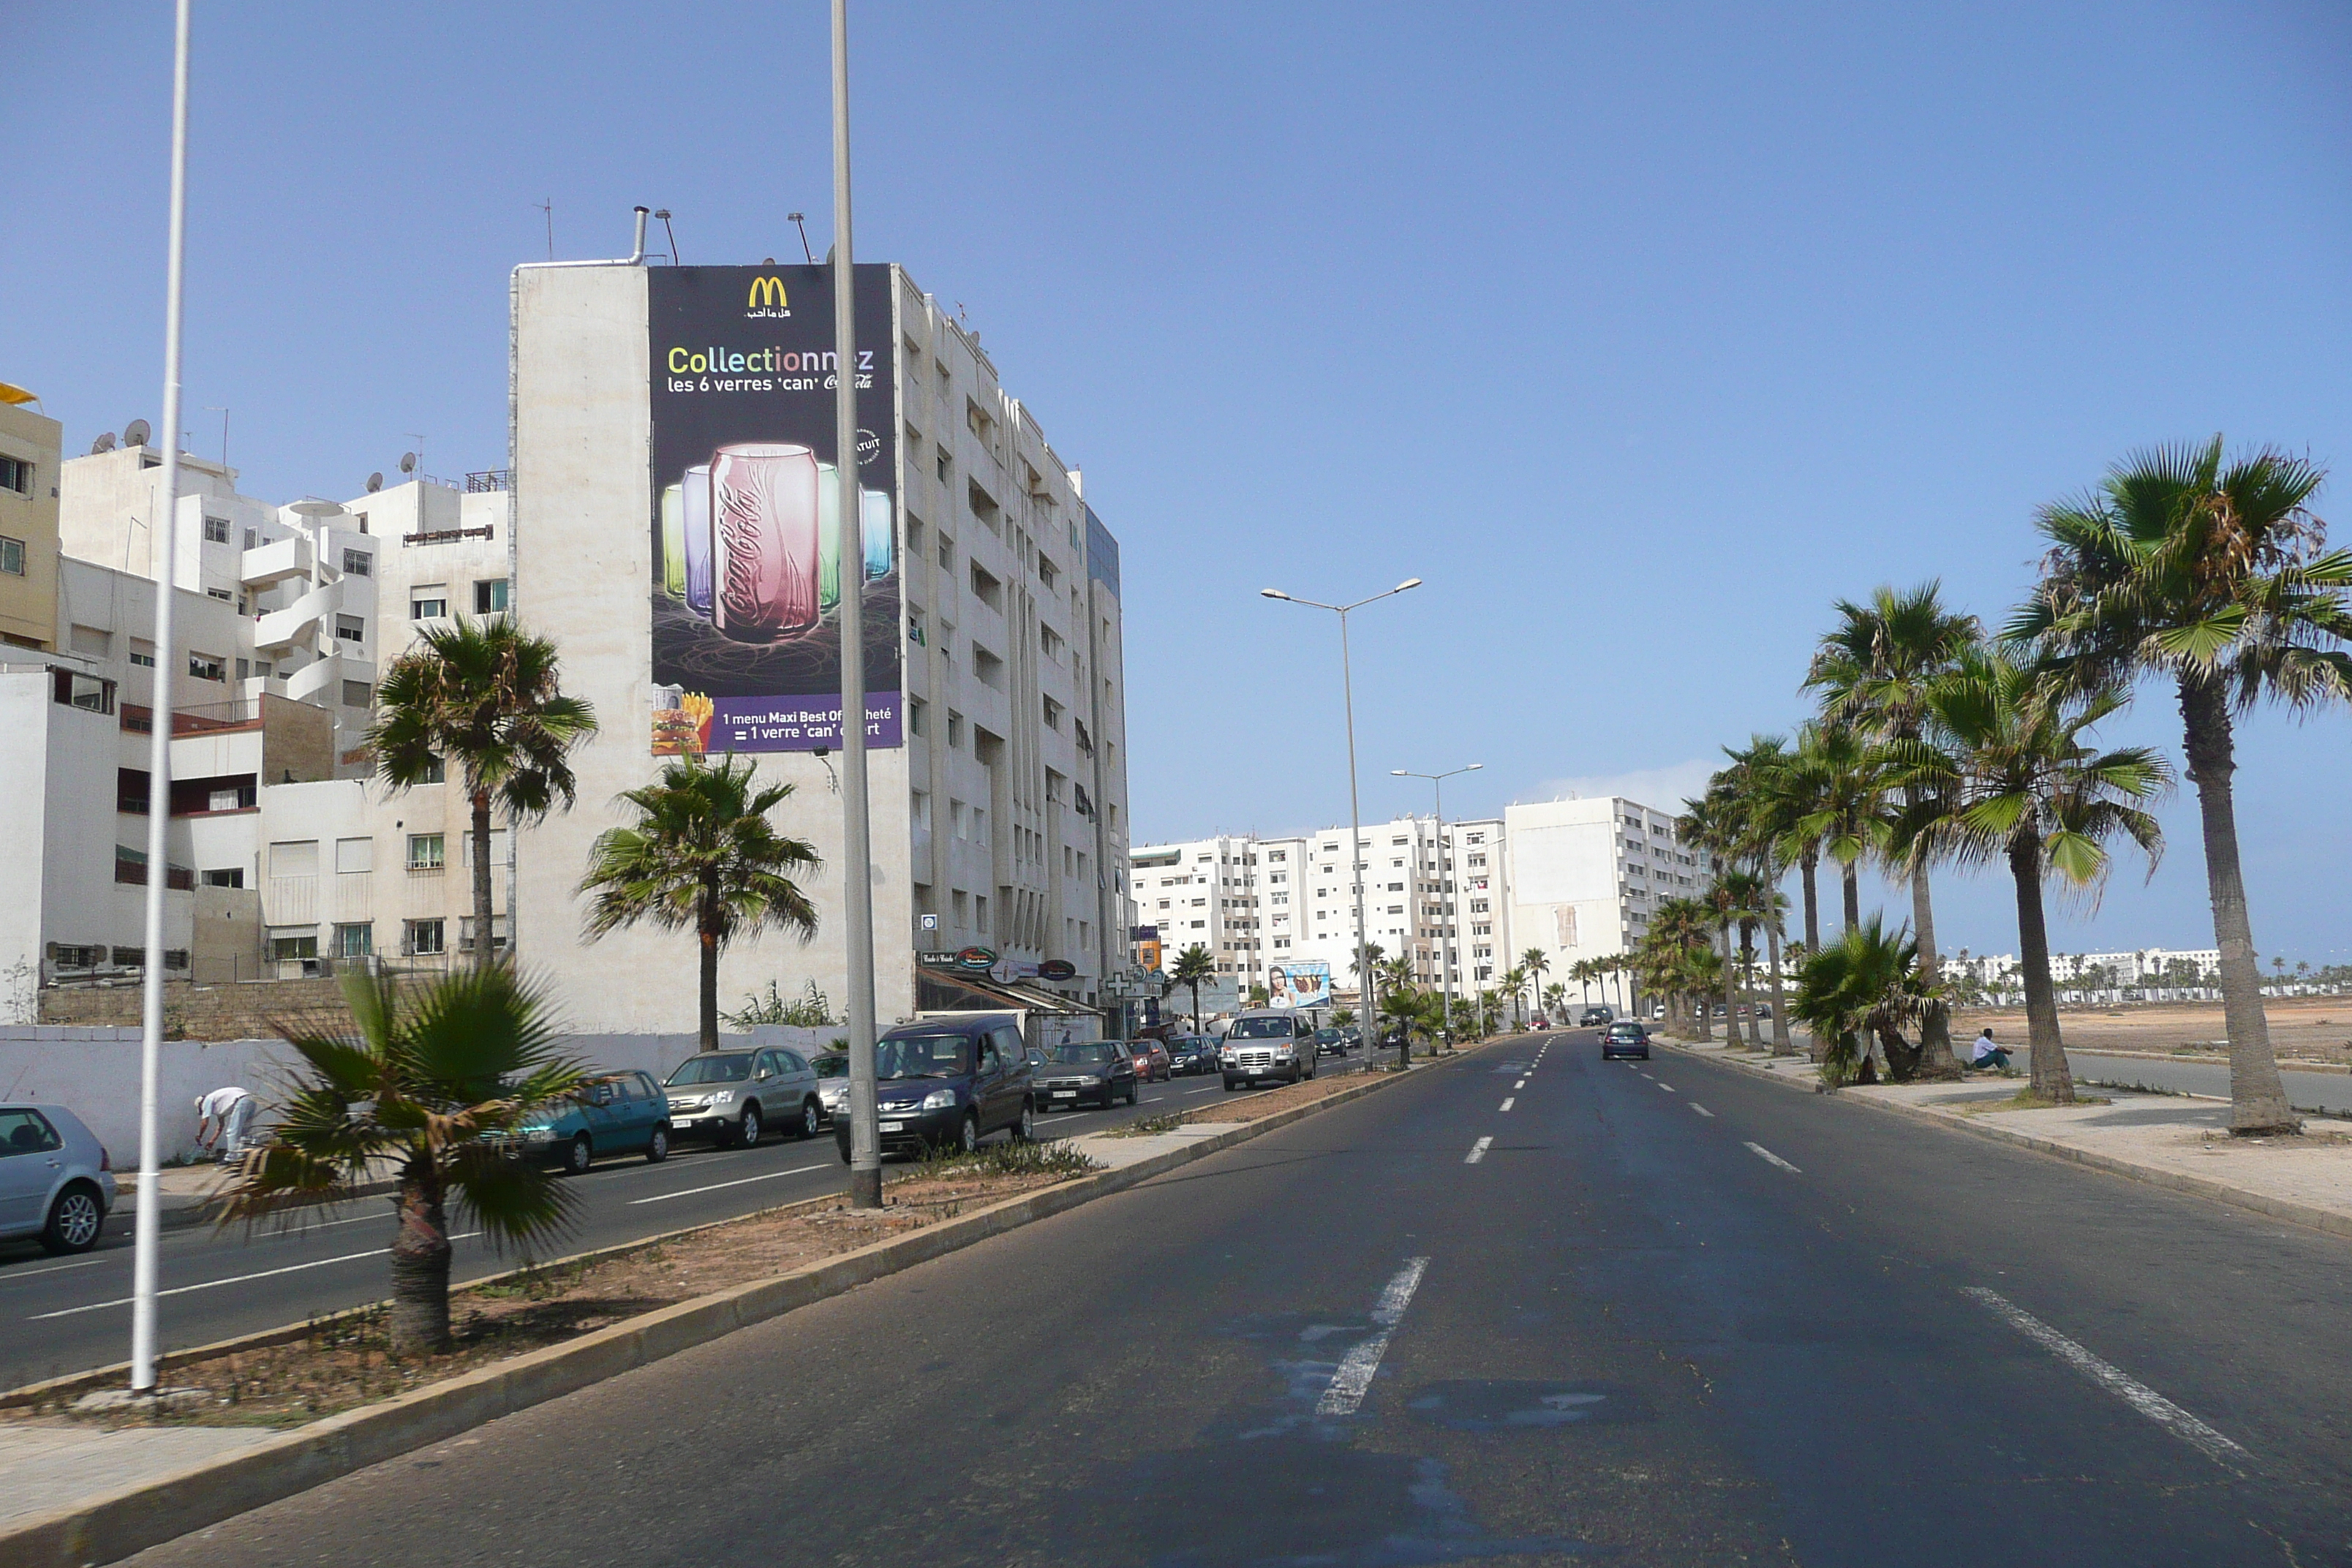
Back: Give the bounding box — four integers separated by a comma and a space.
788, 212, 815, 265
655, 208, 679, 264
402, 434, 425, 487
534, 197, 552, 260
203, 406, 228, 470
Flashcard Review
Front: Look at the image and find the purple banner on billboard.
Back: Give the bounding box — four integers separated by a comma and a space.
645, 264, 902, 755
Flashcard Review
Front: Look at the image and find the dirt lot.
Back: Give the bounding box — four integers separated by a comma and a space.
8, 1147, 1095, 1431
1955, 995, 2352, 1066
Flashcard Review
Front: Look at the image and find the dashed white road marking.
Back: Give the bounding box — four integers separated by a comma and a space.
1963, 1287, 2247, 1467
1514, 1079, 1527, 1090
1464, 1136, 1493, 1164
1318, 1256, 1431, 1416
1499, 1097, 1515, 1112
1690, 1104, 1714, 1117
629, 1163, 829, 1205
1744, 1141, 1800, 1173
33, 1233, 484, 1319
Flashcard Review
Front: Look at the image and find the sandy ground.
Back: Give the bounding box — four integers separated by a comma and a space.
1954, 995, 2352, 1066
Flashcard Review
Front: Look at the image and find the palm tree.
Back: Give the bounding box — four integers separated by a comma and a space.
1891, 647, 2169, 1104
1499, 963, 1527, 1029
1718, 735, 1800, 1055
1716, 868, 1776, 1049
1168, 943, 1217, 1032
224, 966, 589, 1355
1767, 722, 1838, 949
1784, 721, 1894, 934
2013, 438, 2352, 1133
1791, 916, 1934, 1086
1379, 978, 1422, 1066
1519, 947, 1550, 1024
369, 617, 598, 966
1542, 981, 1567, 1026
1807, 583, 1982, 1075
1681, 792, 1749, 1047
578, 754, 822, 1052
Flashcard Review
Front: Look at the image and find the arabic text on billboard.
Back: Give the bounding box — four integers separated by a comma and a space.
646, 265, 902, 755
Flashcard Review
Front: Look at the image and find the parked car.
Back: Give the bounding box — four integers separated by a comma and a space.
834, 1017, 1038, 1160
811, 1049, 850, 1126
507, 1070, 674, 1173
1530, 1016, 1550, 1030
1126, 1038, 1172, 1082
1313, 1025, 1348, 1058
663, 1047, 824, 1148
1036, 1039, 1140, 1109
1221, 1010, 1317, 1090
1579, 1006, 1613, 1028
0, 1104, 115, 1255
1165, 1036, 1218, 1076
1600, 1021, 1652, 1061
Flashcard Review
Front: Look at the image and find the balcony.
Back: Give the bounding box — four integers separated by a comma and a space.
240, 534, 312, 588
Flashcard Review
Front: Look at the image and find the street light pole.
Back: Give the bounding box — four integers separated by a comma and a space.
1391, 763, 1479, 1052
1261, 578, 1420, 1071
831, 0, 883, 1212
132, 0, 195, 1397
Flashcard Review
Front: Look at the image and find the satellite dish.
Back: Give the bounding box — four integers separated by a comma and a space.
399, 453, 417, 475
124, 419, 152, 448
366, 472, 383, 493
91, 432, 118, 454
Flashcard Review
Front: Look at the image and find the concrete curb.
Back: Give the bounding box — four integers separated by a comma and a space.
0, 1047, 1478, 1567
1654, 1038, 2352, 1243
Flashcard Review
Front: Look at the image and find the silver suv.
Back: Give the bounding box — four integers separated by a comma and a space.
1220, 1011, 1318, 1091
0, 1104, 116, 1254
663, 1047, 825, 1147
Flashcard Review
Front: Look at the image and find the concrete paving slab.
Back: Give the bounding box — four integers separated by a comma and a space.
0, 1424, 277, 1529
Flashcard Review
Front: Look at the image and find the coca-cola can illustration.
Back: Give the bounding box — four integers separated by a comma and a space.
709, 443, 819, 643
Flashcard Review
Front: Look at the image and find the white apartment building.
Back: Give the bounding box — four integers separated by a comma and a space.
1948, 948, 2222, 992
1134, 794, 1705, 1014
508, 254, 1131, 1027
2, 437, 524, 997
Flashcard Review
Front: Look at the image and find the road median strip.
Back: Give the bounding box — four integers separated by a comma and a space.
0, 1038, 1506, 1568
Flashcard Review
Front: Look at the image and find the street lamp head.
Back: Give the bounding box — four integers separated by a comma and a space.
1395, 578, 1422, 592
1390, 769, 1407, 776
1466, 763, 1483, 772
1259, 588, 1291, 600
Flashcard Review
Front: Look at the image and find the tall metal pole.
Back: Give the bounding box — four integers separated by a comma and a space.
1392, 763, 1478, 1053
132, 0, 195, 1395
832, 0, 882, 1210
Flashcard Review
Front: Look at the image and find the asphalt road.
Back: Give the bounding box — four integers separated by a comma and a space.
127, 1029, 2352, 1566
1, 1053, 1373, 1390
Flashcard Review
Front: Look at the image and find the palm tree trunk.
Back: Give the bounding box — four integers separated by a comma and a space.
1719, 921, 1738, 1049
1799, 851, 1820, 951
388, 1159, 453, 1355
1740, 926, 1763, 1047
1910, 863, 1959, 1078
1841, 862, 1861, 932
698, 881, 721, 1052
471, 788, 497, 968
1764, 892, 1793, 1055
2179, 676, 2299, 1134
2008, 836, 2074, 1104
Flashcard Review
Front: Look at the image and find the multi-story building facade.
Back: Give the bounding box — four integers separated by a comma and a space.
0, 391, 63, 654
1135, 796, 1700, 1010
508, 255, 1131, 1027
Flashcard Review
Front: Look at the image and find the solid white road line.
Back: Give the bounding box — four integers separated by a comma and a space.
1183, 1085, 1220, 1095
1744, 1141, 1801, 1173
1464, 1136, 1493, 1164
33, 1232, 484, 1319
628, 1163, 829, 1205
1963, 1287, 2247, 1466
1499, 1098, 1515, 1112
1690, 1104, 1714, 1117
1318, 1256, 1431, 1416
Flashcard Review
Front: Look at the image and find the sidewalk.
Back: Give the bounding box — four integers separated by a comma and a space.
116, 1160, 401, 1232
1662, 1037, 2352, 1238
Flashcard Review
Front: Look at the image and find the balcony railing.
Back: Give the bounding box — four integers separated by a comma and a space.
464, 470, 511, 493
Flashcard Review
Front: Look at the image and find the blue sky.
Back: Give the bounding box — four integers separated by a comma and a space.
9, 2, 2351, 965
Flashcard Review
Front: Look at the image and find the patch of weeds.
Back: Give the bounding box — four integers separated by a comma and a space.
1961, 1086, 2111, 1115
1105, 1113, 1186, 1138
904, 1138, 1103, 1183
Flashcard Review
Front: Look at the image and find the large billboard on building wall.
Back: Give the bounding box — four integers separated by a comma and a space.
646, 265, 902, 755
1267, 960, 1331, 1009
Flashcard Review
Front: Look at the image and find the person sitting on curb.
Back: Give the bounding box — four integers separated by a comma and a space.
1967, 1028, 2013, 1073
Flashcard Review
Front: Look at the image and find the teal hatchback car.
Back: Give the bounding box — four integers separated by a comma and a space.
507, 1070, 674, 1174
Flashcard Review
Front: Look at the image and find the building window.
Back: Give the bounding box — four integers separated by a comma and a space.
206, 587, 232, 603
269, 932, 320, 961
342, 548, 372, 577
406, 919, 445, 956
127, 641, 156, 667
1041, 694, 1062, 731
475, 578, 510, 614
342, 680, 373, 708
0, 456, 30, 494
333, 923, 373, 959
188, 653, 225, 682
407, 833, 445, 870
422, 755, 445, 783
410, 591, 448, 620
334, 614, 364, 642
203, 516, 231, 544
0, 536, 23, 576
907, 697, 925, 736
200, 867, 244, 888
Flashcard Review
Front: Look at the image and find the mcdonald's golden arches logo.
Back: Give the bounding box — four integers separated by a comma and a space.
746, 276, 790, 314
